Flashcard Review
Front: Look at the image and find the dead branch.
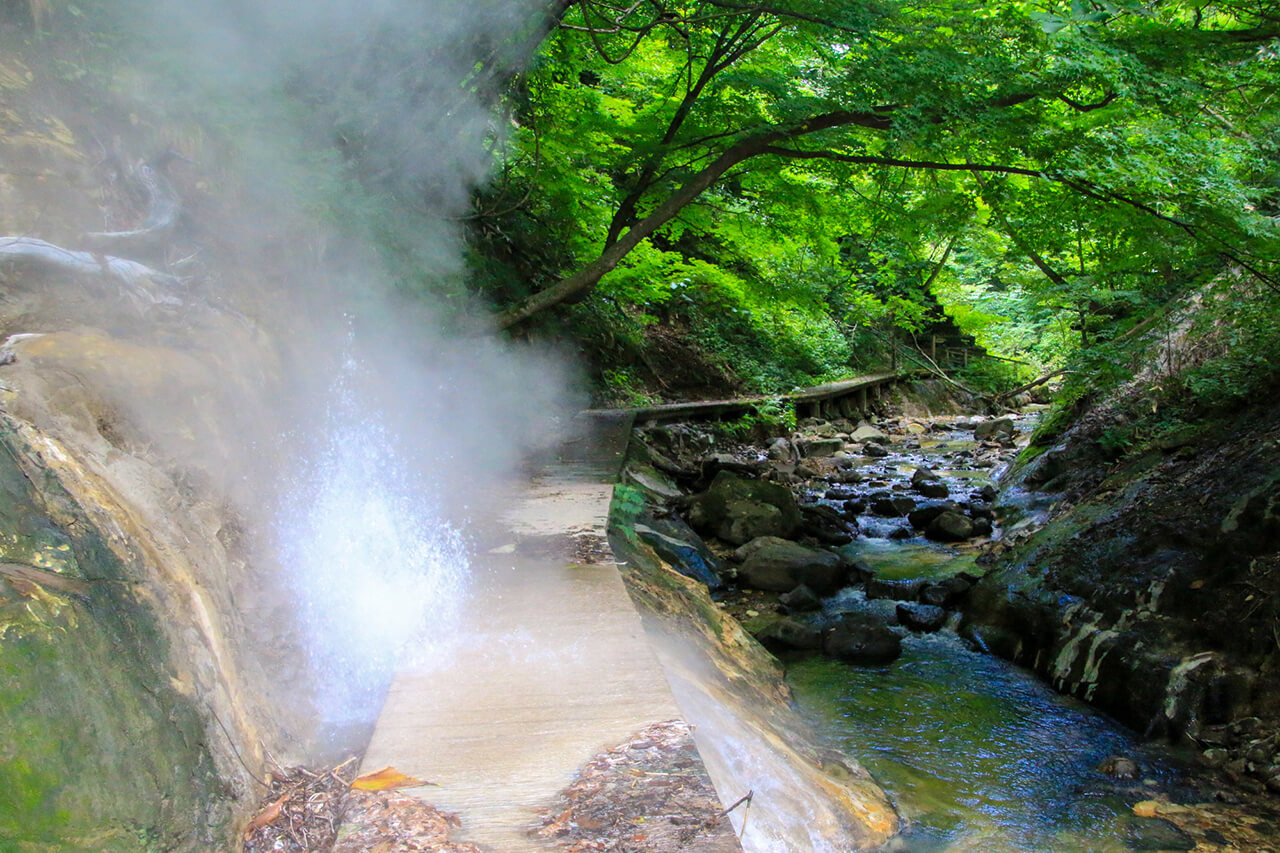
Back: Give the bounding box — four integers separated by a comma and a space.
0, 236, 183, 304
82, 152, 184, 257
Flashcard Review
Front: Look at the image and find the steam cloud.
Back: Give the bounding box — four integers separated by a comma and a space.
119, 0, 574, 729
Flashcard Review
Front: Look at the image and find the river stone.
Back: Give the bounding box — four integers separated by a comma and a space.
746, 614, 824, 651
861, 442, 891, 458
910, 466, 938, 486
908, 503, 955, 529
685, 471, 801, 545
866, 577, 927, 601
850, 424, 889, 444
925, 510, 974, 542
919, 575, 974, 608
799, 437, 845, 458
780, 583, 823, 613
738, 538, 846, 595
896, 603, 947, 633
823, 613, 902, 664
973, 418, 1016, 440
871, 496, 916, 517
915, 481, 950, 499
766, 437, 795, 461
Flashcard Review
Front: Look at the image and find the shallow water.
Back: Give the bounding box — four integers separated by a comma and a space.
788, 637, 1198, 851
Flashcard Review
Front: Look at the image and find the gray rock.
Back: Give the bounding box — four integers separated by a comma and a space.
866, 577, 927, 601
910, 466, 938, 486
871, 496, 916, 517
907, 503, 955, 530
915, 481, 950, 499
862, 443, 890, 458
685, 471, 802, 545
1123, 817, 1195, 851
738, 537, 847, 595
896, 603, 947, 632
973, 418, 1016, 440
799, 437, 845, 458
746, 614, 823, 651
624, 465, 684, 502
850, 423, 889, 444
766, 437, 796, 461
823, 613, 902, 664
925, 510, 974, 542
779, 584, 823, 613
1201, 748, 1230, 767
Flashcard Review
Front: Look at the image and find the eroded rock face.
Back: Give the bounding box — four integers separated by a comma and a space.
964, 398, 1280, 784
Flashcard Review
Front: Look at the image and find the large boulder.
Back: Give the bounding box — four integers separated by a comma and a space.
685, 471, 801, 545
925, 510, 974, 542
850, 423, 889, 444
745, 614, 824, 651
973, 418, 1016, 441
823, 613, 902, 664
896, 603, 948, 633
799, 437, 845, 458
737, 537, 847, 595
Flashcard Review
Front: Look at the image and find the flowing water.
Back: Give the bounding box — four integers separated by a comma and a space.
786, 415, 1200, 851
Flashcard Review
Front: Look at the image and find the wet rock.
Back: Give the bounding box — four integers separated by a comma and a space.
779, 584, 823, 613
887, 526, 913, 541
925, 510, 974, 542
895, 603, 947, 633
1201, 748, 1230, 767
799, 438, 844, 458
624, 465, 685, 502
634, 514, 723, 590
866, 577, 927, 601
737, 537, 847, 595
823, 613, 902, 665
973, 418, 1015, 440
861, 442, 890, 458
871, 496, 916, 517
919, 575, 973, 608
907, 503, 955, 530
970, 517, 993, 537
910, 466, 938, 486
1097, 756, 1140, 779
795, 464, 821, 479
746, 614, 824, 652
699, 453, 767, 480
915, 481, 950, 499
685, 471, 801, 545
766, 438, 796, 461
974, 484, 998, 502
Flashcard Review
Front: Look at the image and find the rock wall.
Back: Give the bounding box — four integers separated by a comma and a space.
963, 395, 1280, 794
0, 45, 322, 849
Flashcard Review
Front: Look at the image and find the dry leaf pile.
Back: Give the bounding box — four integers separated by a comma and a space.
332, 791, 484, 853
243, 758, 360, 853
244, 761, 479, 853
532, 719, 742, 853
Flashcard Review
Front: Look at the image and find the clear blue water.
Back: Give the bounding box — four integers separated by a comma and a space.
788, 635, 1199, 851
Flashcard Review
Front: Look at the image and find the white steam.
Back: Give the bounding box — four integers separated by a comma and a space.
120, 0, 573, 730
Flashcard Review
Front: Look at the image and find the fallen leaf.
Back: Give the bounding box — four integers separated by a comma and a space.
244, 792, 288, 836
352, 766, 429, 791
1189, 580, 1205, 590
1133, 800, 1160, 819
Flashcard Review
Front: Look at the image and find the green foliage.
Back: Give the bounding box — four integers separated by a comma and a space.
711, 397, 797, 441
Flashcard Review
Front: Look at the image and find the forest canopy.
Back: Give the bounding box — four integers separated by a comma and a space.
465, 0, 1279, 400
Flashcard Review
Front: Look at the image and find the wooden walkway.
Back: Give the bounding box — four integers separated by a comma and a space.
588, 370, 920, 425
349, 414, 740, 851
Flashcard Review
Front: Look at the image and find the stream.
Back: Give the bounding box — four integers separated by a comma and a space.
774, 413, 1203, 851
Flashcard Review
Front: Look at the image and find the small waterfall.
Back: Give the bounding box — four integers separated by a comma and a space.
277, 346, 470, 730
